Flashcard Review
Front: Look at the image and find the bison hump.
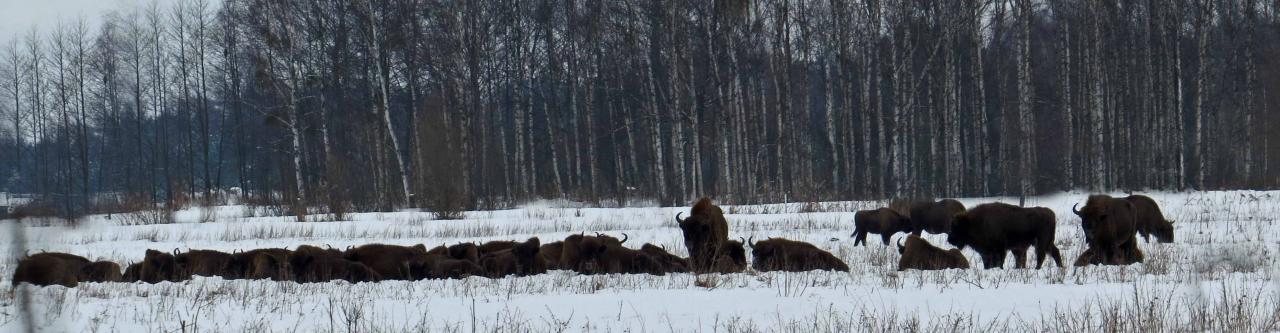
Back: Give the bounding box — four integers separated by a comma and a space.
690, 198, 715, 216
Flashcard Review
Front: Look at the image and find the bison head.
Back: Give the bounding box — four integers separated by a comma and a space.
512, 237, 543, 274
945, 212, 973, 249
1153, 220, 1174, 243
677, 212, 716, 258
575, 237, 610, 274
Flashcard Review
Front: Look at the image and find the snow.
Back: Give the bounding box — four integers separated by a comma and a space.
2, 190, 1279, 332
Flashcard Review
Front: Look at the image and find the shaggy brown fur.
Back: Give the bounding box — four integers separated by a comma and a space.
908, 199, 966, 235
750, 238, 849, 272
1125, 194, 1174, 243
897, 234, 969, 271
11, 252, 91, 287
852, 208, 912, 246
677, 198, 731, 273
344, 244, 430, 280
639, 244, 690, 273
1074, 195, 1142, 266
948, 203, 1064, 269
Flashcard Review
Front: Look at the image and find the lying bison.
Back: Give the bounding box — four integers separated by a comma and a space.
707, 239, 748, 273
909, 199, 966, 234
948, 203, 1064, 269
538, 241, 565, 270
677, 198, 730, 273
231, 248, 293, 281
749, 238, 849, 272
136, 249, 179, 283
175, 249, 235, 279
447, 243, 482, 264
480, 238, 547, 277
852, 208, 912, 246
344, 244, 430, 280
1073, 240, 1144, 266
420, 255, 485, 279
12, 252, 91, 287
897, 234, 969, 271
81, 261, 123, 282
1073, 195, 1142, 266
291, 245, 381, 283
1126, 194, 1174, 243
639, 244, 690, 273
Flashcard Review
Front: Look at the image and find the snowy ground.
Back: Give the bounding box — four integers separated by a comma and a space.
2, 191, 1279, 332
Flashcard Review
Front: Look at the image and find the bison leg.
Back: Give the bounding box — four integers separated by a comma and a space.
1038, 245, 1065, 268
880, 233, 893, 246
853, 230, 867, 246
1011, 248, 1028, 269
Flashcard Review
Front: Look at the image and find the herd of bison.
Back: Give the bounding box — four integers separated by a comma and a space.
11, 194, 1174, 288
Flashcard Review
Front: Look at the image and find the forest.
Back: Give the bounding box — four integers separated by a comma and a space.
1, 0, 1278, 218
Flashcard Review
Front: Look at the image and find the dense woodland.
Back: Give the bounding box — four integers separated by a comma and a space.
1, 0, 1279, 218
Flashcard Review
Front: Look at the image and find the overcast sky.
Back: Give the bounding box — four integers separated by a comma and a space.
0, 0, 220, 45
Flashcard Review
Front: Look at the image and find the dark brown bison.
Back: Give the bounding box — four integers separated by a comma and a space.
897, 234, 969, 271
137, 249, 179, 283
231, 248, 293, 281
476, 241, 515, 255
539, 241, 564, 270
749, 238, 849, 272
1073, 195, 1142, 266
1125, 194, 1174, 243
559, 234, 610, 274
12, 252, 91, 287
1073, 239, 1145, 266
175, 249, 235, 279
707, 240, 748, 273
852, 208, 912, 246
81, 261, 123, 282
418, 255, 485, 279
909, 199, 966, 234
480, 238, 547, 277
291, 245, 381, 283
600, 244, 666, 275
948, 203, 1065, 269
344, 244, 430, 280
121, 262, 141, 282
639, 244, 690, 273
677, 198, 731, 273
447, 243, 482, 263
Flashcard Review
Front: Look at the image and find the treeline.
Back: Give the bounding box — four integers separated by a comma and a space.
1, 0, 1278, 218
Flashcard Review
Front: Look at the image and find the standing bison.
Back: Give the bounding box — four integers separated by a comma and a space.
677, 198, 731, 273
908, 199, 966, 235
1073, 195, 1144, 265
948, 203, 1064, 269
1125, 194, 1174, 243
749, 238, 849, 272
897, 234, 969, 271
851, 208, 911, 246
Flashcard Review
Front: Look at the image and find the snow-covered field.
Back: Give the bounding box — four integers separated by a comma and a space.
2, 191, 1279, 332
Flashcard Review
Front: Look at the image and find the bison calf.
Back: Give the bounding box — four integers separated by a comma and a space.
852, 208, 912, 246
897, 234, 969, 271
750, 238, 849, 272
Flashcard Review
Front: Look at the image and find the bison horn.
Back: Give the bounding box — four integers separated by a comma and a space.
675, 212, 684, 224
897, 238, 905, 253
620, 233, 629, 244
173, 248, 181, 256
1071, 203, 1082, 216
